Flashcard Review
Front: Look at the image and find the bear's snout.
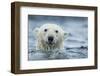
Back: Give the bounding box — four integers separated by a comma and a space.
48, 36, 54, 44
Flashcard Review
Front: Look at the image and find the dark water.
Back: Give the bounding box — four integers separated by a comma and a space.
28, 15, 88, 60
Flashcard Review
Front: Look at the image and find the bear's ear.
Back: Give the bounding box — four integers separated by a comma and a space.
33, 28, 39, 35
64, 32, 68, 38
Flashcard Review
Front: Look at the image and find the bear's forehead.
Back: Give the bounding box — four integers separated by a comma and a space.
40, 24, 63, 31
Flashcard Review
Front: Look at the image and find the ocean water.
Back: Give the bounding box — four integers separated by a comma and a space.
28, 15, 88, 60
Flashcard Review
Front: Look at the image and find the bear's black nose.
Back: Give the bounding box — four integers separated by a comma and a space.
48, 36, 53, 42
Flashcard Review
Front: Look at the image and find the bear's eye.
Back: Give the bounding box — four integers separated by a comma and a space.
55, 30, 58, 33
44, 29, 47, 32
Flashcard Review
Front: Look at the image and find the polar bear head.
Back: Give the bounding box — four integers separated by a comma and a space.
34, 23, 67, 51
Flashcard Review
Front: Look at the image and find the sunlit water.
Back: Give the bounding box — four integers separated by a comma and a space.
28, 15, 88, 60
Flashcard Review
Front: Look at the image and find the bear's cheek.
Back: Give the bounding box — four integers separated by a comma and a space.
39, 32, 47, 41
57, 34, 64, 41
37, 31, 43, 39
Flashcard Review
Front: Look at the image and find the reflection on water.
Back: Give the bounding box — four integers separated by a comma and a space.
28, 15, 88, 60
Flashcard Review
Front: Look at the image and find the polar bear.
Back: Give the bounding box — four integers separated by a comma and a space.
33, 23, 67, 51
